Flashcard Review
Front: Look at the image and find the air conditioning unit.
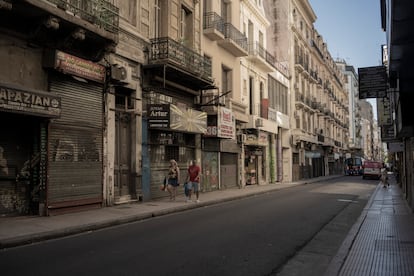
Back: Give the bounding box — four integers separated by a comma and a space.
111, 65, 132, 84
255, 118, 263, 128
237, 134, 246, 144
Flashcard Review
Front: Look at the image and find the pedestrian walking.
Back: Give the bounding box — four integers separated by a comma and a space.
381, 167, 389, 188
167, 159, 180, 200
186, 159, 201, 203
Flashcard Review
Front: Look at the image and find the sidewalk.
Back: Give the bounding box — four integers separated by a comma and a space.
325, 174, 414, 276
0, 175, 336, 249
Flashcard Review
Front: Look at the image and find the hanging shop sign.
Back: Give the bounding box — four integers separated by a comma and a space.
244, 130, 268, 146
44, 50, 106, 83
0, 83, 61, 117
148, 104, 207, 134
358, 66, 387, 99
170, 104, 207, 134
148, 104, 170, 128
305, 151, 321, 158
377, 97, 392, 126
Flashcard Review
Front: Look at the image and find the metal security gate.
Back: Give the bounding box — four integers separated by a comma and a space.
47, 76, 103, 213
221, 153, 238, 189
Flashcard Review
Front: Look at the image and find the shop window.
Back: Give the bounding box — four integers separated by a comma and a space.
293, 153, 299, 164
165, 145, 179, 161
149, 130, 195, 162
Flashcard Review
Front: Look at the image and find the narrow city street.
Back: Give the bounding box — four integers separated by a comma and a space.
0, 177, 377, 276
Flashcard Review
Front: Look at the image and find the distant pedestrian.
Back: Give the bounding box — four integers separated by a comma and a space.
167, 159, 180, 200
186, 159, 201, 203
381, 168, 389, 188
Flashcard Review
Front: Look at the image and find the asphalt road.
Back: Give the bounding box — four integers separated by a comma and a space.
0, 176, 377, 276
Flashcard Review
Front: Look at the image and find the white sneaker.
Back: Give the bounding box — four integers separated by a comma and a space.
186, 199, 192, 203
195, 199, 200, 203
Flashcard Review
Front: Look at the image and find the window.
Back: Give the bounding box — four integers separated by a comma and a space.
249, 76, 254, 115
180, 5, 193, 46
268, 75, 288, 115
154, 0, 163, 37
293, 153, 299, 164
222, 65, 232, 97
119, 0, 137, 25
149, 131, 195, 162
221, 0, 230, 22
260, 82, 264, 117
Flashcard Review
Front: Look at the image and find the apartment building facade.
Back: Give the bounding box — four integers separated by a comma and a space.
103, 1, 147, 206
336, 60, 363, 159
268, 0, 349, 181
201, 0, 245, 190
0, 0, 119, 215
0, 0, 357, 216
141, 0, 213, 199
240, 0, 290, 186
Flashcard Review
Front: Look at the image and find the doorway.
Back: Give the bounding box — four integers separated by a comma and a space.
114, 110, 132, 201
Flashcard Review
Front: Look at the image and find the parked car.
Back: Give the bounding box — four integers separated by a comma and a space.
362, 161, 383, 179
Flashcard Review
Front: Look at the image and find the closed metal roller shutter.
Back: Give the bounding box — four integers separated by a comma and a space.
221, 153, 238, 189
48, 76, 103, 208
50, 78, 103, 127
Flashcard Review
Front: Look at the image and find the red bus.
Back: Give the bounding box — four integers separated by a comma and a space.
344, 157, 363, 176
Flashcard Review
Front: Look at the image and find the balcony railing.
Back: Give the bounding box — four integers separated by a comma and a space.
247, 42, 275, 71
148, 37, 212, 80
48, 0, 119, 33
203, 12, 224, 33
222, 23, 248, 52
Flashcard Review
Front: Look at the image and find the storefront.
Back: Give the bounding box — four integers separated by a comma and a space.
203, 107, 238, 190
0, 83, 61, 215
244, 130, 268, 185
146, 101, 207, 199
43, 50, 106, 215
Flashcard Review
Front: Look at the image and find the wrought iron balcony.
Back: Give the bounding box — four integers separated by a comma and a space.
247, 42, 275, 72
203, 12, 247, 57
149, 37, 212, 80
1, 0, 119, 61
203, 12, 225, 41
145, 37, 213, 91
217, 23, 248, 57
34, 0, 118, 34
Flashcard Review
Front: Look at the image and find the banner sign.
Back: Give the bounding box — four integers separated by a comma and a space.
170, 104, 207, 134
0, 83, 61, 117
217, 107, 235, 139
148, 104, 207, 134
51, 50, 106, 83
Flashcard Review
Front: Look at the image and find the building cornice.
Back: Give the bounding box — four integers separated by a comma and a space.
241, 0, 271, 27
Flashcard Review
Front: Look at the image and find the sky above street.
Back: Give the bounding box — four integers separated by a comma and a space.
309, 0, 386, 69
308, 0, 386, 119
